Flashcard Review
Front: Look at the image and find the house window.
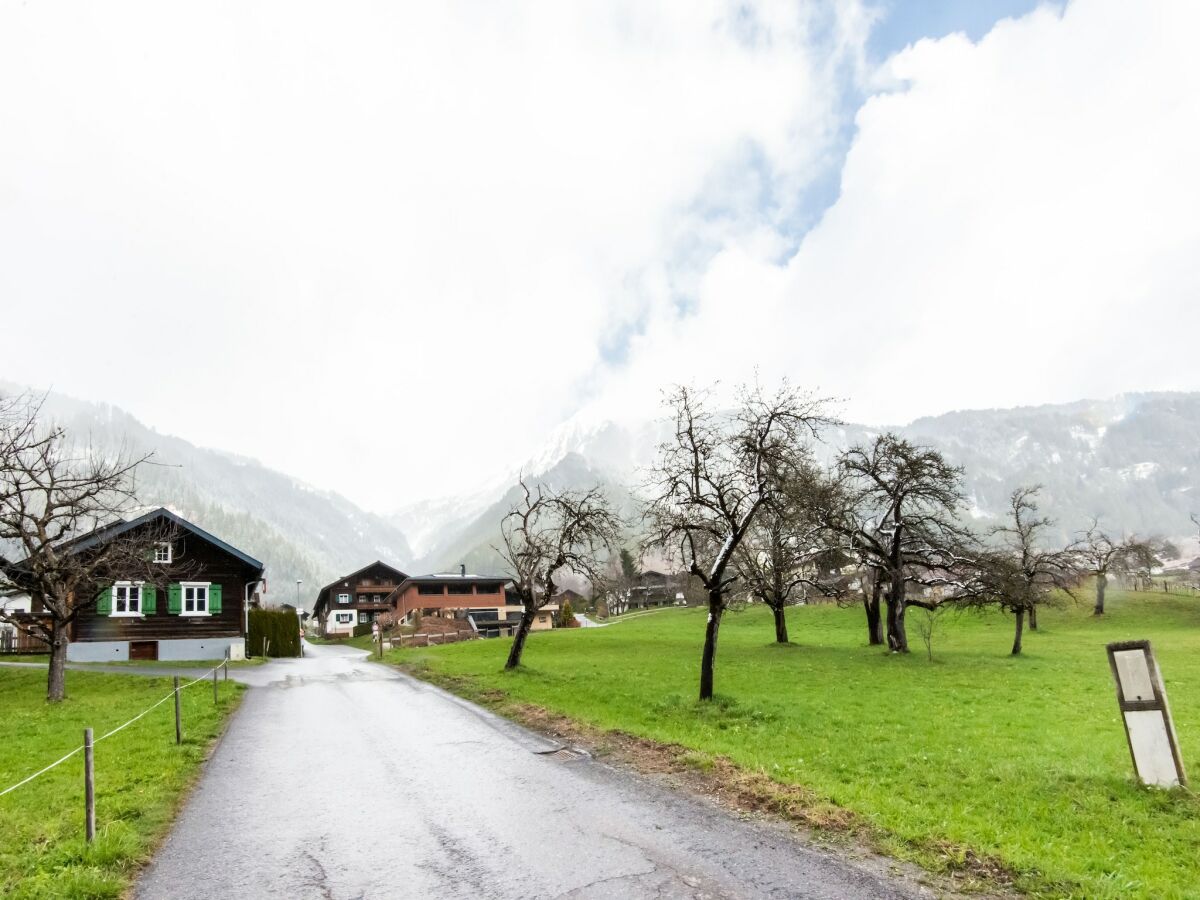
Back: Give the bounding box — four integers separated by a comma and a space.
337, 593, 350, 604
358, 612, 368, 623
417, 584, 444, 596
153, 542, 172, 564
182, 583, 209, 615
335, 612, 353, 624
373, 594, 382, 603
112, 582, 141, 616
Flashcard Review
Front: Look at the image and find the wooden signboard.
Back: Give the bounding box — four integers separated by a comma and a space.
1105, 640, 1187, 788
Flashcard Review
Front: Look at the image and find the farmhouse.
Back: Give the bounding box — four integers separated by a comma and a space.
312, 561, 408, 636
630, 570, 685, 609
13, 508, 265, 662
392, 570, 528, 637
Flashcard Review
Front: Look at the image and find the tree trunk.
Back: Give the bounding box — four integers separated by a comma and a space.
47, 622, 69, 702
864, 580, 884, 646
885, 576, 908, 653
1028, 604, 1038, 631
699, 591, 724, 701
504, 608, 537, 670
771, 604, 788, 643
1011, 608, 1025, 655
1093, 576, 1107, 616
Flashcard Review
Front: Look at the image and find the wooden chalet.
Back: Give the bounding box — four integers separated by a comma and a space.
312, 561, 408, 636
15, 508, 265, 662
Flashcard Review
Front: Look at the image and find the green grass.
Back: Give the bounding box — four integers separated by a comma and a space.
389, 591, 1200, 898
0, 669, 244, 899
68, 657, 267, 669
2, 657, 266, 668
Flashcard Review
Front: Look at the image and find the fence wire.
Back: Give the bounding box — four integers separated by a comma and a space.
0, 660, 228, 798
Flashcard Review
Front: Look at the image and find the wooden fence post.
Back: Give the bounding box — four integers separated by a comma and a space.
213, 667, 218, 704
84, 728, 95, 843
173, 677, 182, 745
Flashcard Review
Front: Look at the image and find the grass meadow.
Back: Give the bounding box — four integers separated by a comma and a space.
390, 590, 1200, 898
0, 668, 244, 899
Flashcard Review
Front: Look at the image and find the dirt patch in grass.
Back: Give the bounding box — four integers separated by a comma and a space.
395, 660, 1026, 898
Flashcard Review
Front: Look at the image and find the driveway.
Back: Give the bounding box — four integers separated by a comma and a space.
134, 643, 927, 899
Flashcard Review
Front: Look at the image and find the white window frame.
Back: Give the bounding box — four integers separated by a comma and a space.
111, 581, 143, 617
337, 593, 350, 604
335, 612, 353, 624
181, 581, 211, 616
358, 612, 368, 623
153, 542, 173, 564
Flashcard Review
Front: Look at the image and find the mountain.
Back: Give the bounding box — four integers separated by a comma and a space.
400, 392, 1200, 569
898, 393, 1200, 543
2, 386, 414, 608
8, 384, 1195, 601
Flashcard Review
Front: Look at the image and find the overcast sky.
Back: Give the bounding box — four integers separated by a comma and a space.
2, 0, 1197, 512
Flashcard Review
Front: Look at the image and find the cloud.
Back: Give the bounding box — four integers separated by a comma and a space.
0, 0, 868, 508
587, 0, 1200, 428
5, 0, 1196, 513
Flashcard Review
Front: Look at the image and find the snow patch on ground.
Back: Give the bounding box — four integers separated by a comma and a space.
1069, 426, 1105, 451
1118, 462, 1158, 481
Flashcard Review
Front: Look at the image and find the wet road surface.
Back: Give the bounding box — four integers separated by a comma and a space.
134, 643, 926, 899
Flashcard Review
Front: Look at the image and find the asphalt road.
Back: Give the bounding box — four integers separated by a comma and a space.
134, 643, 927, 900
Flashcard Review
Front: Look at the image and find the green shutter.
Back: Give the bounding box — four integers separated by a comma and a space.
168, 583, 182, 614
96, 586, 112, 615
209, 584, 223, 614
142, 585, 156, 616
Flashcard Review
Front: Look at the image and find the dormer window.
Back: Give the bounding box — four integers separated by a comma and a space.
153, 542, 172, 564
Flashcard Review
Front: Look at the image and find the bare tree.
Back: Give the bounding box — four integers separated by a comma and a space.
496, 478, 621, 670
823, 434, 972, 653
0, 395, 183, 702
643, 381, 834, 700
733, 460, 830, 644
914, 604, 946, 661
1073, 520, 1158, 615
983, 487, 1078, 653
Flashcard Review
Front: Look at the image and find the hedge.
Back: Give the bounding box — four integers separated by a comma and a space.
352, 622, 374, 638
248, 608, 301, 657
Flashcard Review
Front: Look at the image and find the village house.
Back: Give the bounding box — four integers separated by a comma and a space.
312, 561, 408, 636
13, 508, 266, 662
391, 569, 529, 637
629, 570, 686, 609
0, 593, 38, 654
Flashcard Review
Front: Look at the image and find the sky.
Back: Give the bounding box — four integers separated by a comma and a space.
2, 0, 1197, 513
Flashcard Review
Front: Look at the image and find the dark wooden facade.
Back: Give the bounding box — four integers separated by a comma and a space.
19, 508, 266, 660
313, 561, 408, 634
70, 523, 264, 644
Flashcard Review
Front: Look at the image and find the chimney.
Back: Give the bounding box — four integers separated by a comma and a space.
460, 563, 466, 577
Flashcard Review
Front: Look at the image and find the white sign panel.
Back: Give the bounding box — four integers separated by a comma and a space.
1106, 640, 1186, 789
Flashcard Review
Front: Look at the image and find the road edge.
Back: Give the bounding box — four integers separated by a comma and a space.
388, 659, 1032, 900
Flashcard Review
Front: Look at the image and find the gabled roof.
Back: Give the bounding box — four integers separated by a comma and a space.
313, 560, 410, 611
32, 507, 264, 572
